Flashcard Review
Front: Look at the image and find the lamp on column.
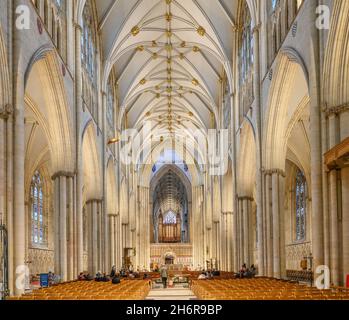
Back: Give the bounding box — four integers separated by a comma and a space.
107, 130, 121, 145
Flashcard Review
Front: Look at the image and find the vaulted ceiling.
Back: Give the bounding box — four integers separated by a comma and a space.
153, 170, 187, 215
90, 0, 238, 163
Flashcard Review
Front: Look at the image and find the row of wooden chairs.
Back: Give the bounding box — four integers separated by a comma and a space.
7, 279, 151, 301
191, 278, 349, 300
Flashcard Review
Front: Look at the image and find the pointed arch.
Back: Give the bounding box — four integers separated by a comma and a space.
25, 48, 75, 173
323, 0, 349, 108
263, 50, 309, 170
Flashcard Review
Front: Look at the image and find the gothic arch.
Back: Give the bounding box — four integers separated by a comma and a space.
323, 0, 349, 108
149, 164, 192, 202
25, 48, 75, 173
263, 50, 309, 170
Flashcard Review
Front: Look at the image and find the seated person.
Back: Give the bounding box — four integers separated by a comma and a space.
134, 271, 140, 279
120, 269, 127, 278
239, 264, 247, 278
198, 272, 207, 280
143, 273, 149, 279
78, 272, 85, 281
128, 272, 135, 279
95, 271, 102, 281
112, 275, 121, 284
101, 273, 110, 282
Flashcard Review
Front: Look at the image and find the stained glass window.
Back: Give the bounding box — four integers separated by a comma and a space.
272, 0, 278, 11
295, 169, 306, 241
163, 211, 177, 225
239, 1, 253, 85
107, 81, 114, 129
31, 171, 46, 246
81, 1, 96, 82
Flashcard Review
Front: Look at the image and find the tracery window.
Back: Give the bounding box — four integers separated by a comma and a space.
107, 79, 115, 132
295, 169, 306, 241
81, 0, 98, 120
31, 171, 47, 246
163, 211, 177, 225
239, 2, 253, 86
238, 1, 254, 120
271, 0, 278, 11
81, 2, 97, 81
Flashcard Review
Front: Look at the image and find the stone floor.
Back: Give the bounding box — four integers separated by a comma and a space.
146, 287, 197, 300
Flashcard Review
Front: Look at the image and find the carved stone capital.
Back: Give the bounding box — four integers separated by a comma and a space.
51, 171, 76, 180
263, 168, 286, 177
325, 103, 349, 117
0, 104, 14, 120
237, 196, 254, 202
74, 23, 83, 32
252, 23, 262, 34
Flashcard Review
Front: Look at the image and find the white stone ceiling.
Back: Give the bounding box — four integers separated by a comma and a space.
94, 0, 236, 162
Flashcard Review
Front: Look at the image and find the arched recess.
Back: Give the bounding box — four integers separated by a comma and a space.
23, 47, 75, 278
81, 122, 102, 201
25, 49, 75, 173
263, 50, 309, 170
149, 164, 192, 245
237, 121, 256, 197
263, 48, 311, 279
150, 164, 192, 201
139, 142, 203, 188
323, 0, 349, 108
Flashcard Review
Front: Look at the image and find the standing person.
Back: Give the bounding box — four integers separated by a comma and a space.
110, 265, 116, 278
160, 265, 168, 289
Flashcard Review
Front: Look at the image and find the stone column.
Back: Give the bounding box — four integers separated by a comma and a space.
329, 169, 339, 285
252, 22, 265, 275
265, 172, 273, 277
342, 167, 349, 285
12, 44, 26, 295
233, 209, 239, 272
74, 22, 84, 274
338, 105, 349, 285
309, 0, 324, 272
54, 178, 60, 277
86, 199, 101, 274
116, 214, 121, 269
52, 173, 74, 282
109, 215, 115, 266
242, 198, 250, 266
67, 176, 74, 280
272, 171, 280, 279
60, 176, 67, 281
0, 105, 14, 293
238, 198, 244, 266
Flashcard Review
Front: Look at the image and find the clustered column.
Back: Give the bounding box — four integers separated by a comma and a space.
137, 187, 150, 270
236, 197, 253, 268
192, 186, 204, 269
262, 169, 285, 279
85, 199, 104, 274
325, 106, 349, 286
52, 172, 75, 282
